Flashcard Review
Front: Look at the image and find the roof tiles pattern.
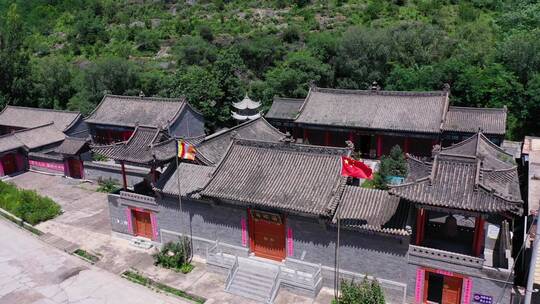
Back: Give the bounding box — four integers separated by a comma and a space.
295, 87, 448, 133
442, 106, 507, 135
85, 95, 186, 128
200, 139, 349, 216
391, 133, 523, 215
265, 97, 304, 120
0, 106, 81, 131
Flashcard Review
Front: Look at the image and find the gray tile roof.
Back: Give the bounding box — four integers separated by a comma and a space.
200, 139, 350, 217
335, 186, 409, 235
0, 106, 82, 132
0, 133, 24, 153
196, 117, 285, 165
92, 126, 174, 165
442, 106, 507, 135
266, 97, 304, 120
54, 137, 89, 155
295, 87, 449, 133
0, 123, 66, 153
501, 140, 522, 160
157, 163, 215, 198
85, 95, 188, 128
390, 133, 523, 215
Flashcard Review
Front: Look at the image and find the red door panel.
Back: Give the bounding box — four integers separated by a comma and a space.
249, 209, 286, 261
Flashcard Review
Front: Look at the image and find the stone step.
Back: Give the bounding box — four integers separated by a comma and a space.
227, 285, 269, 303
233, 274, 275, 289
235, 270, 276, 283
230, 277, 273, 295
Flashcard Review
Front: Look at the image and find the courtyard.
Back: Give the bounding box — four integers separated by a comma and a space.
3, 172, 334, 304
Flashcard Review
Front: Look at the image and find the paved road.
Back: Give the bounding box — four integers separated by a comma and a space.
0, 220, 189, 304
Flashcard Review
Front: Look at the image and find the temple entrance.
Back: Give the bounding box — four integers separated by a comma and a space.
68, 158, 83, 179
424, 271, 462, 304
1, 153, 18, 175
248, 209, 286, 261
132, 210, 153, 239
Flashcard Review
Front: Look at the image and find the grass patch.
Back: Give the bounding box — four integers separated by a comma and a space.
0, 181, 61, 225
96, 178, 121, 193
74, 249, 100, 263
122, 269, 206, 303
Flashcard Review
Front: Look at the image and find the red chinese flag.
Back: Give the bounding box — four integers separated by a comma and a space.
341, 156, 373, 179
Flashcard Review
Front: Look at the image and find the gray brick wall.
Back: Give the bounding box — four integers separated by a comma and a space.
108, 194, 131, 235
83, 161, 148, 187
157, 196, 247, 256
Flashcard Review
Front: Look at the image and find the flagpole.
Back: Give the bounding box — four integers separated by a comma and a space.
176, 139, 190, 263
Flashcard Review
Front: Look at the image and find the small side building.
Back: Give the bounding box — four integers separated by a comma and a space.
0, 106, 87, 137
85, 94, 205, 144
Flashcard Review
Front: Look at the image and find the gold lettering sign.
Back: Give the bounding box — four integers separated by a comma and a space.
250, 210, 283, 225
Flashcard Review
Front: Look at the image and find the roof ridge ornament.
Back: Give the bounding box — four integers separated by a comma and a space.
139, 91, 145, 98
370, 81, 381, 91
443, 83, 451, 92
280, 131, 295, 144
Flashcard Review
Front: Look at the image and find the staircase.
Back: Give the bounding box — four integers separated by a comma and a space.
225, 257, 280, 303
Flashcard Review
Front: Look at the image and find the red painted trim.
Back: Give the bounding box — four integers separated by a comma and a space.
303, 129, 308, 142
473, 217, 485, 257
377, 135, 383, 157
404, 138, 410, 154
416, 209, 425, 245
324, 131, 330, 146
120, 161, 128, 191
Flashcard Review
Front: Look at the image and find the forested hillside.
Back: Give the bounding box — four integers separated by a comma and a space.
0, 0, 539, 137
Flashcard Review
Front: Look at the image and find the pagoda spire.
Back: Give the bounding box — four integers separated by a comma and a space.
231, 93, 261, 122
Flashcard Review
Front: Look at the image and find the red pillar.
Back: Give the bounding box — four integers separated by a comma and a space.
473, 217, 485, 257
376, 135, 383, 158
303, 129, 309, 143
404, 138, 410, 154
416, 208, 426, 245
324, 131, 330, 146
120, 161, 128, 191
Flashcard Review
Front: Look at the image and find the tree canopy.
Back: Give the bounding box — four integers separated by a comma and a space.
0, 0, 538, 136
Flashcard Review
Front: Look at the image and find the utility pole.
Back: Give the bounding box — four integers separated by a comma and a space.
525, 210, 540, 304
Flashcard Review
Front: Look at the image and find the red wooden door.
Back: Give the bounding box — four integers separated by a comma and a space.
133, 210, 153, 239
442, 276, 462, 304
249, 209, 286, 261
1, 154, 17, 175
68, 159, 82, 179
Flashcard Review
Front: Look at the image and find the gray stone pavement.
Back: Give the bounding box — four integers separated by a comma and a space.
0, 219, 189, 304
6, 172, 335, 304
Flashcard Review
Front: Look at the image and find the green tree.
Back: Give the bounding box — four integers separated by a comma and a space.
30, 56, 75, 109
264, 50, 332, 99
335, 27, 391, 89
169, 66, 224, 131
68, 56, 140, 114
0, 4, 32, 106
497, 30, 540, 83
333, 276, 385, 304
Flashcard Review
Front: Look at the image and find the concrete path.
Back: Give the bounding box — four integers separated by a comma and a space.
0, 219, 189, 304
6, 172, 335, 303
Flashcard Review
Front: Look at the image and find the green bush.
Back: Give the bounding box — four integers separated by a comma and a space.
363, 145, 407, 190
153, 238, 193, 273
96, 178, 120, 193
333, 276, 385, 304
0, 181, 61, 225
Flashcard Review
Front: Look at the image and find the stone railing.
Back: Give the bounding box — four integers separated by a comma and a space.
409, 245, 484, 269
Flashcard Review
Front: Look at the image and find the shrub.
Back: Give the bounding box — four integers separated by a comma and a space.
96, 178, 120, 193
363, 145, 407, 190
333, 276, 385, 304
0, 181, 61, 225
153, 238, 193, 273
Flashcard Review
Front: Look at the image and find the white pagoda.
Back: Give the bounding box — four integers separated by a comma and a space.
231, 94, 261, 122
